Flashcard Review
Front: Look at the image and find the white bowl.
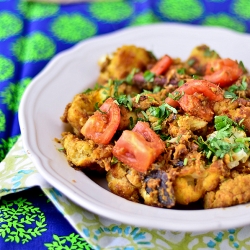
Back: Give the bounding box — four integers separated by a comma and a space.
19, 23, 250, 232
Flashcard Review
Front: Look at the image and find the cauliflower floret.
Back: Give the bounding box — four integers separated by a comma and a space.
177, 115, 208, 131
225, 149, 249, 169
106, 162, 141, 203
62, 82, 139, 135
204, 174, 250, 208
207, 127, 250, 169
173, 156, 229, 205
98, 45, 155, 83
61, 132, 113, 171
185, 45, 220, 75
61, 87, 110, 135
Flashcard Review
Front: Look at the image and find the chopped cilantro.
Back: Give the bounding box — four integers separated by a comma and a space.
94, 102, 106, 114
192, 75, 201, 80
143, 70, 155, 82
204, 48, 217, 58
176, 135, 182, 144
183, 158, 188, 166
147, 103, 177, 132
83, 83, 103, 93
153, 86, 161, 93
187, 58, 195, 66
107, 68, 140, 98
152, 124, 162, 131
195, 115, 250, 161
115, 94, 133, 111
111, 156, 119, 165
135, 94, 141, 103
168, 91, 184, 101
83, 88, 93, 94
214, 115, 233, 130
228, 76, 247, 92
125, 68, 139, 84
215, 115, 244, 131
141, 111, 148, 121
224, 76, 248, 101
239, 61, 247, 73
129, 117, 135, 130
147, 103, 177, 120
147, 50, 157, 60
165, 103, 178, 114
177, 68, 186, 75
224, 91, 238, 101
113, 79, 124, 98
178, 80, 185, 87
159, 133, 171, 141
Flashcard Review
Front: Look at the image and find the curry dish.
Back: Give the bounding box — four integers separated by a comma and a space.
60, 44, 250, 209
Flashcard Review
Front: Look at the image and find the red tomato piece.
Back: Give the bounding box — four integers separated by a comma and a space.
165, 97, 180, 108
113, 121, 165, 173
178, 80, 224, 102
165, 79, 224, 108
204, 58, 243, 87
113, 130, 156, 173
165, 80, 224, 121
150, 55, 173, 75
81, 97, 120, 145
132, 121, 165, 157
178, 94, 214, 122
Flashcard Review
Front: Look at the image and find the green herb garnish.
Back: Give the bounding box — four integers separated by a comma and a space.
178, 80, 185, 87
168, 91, 184, 101
187, 58, 195, 66
239, 61, 247, 73
204, 48, 218, 58
153, 86, 161, 93
177, 68, 186, 75
143, 70, 155, 82
94, 102, 106, 114
195, 115, 250, 161
125, 68, 139, 84
224, 76, 248, 101
115, 94, 133, 111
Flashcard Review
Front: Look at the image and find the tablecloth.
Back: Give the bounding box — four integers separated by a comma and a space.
1, 0, 250, 249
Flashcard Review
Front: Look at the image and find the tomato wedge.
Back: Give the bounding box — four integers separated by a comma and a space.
165, 80, 224, 122
165, 79, 224, 107
150, 55, 173, 75
81, 97, 120, 145
164, 96, 179, 108
113, 131, 156, 173
179, 94, 214, 122
132, 121, 165, 157
178, 80, 224, 102
113, 121, 165, 173
204, 58, 243, 87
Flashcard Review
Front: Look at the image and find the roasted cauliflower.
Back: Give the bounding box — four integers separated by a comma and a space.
59, 44, 250, 211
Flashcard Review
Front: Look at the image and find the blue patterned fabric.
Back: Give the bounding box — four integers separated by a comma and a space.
0, 0, 250, 249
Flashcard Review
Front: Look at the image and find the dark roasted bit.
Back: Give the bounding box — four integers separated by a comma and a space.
140, 169, 176, 208
132, 72, 166, 90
